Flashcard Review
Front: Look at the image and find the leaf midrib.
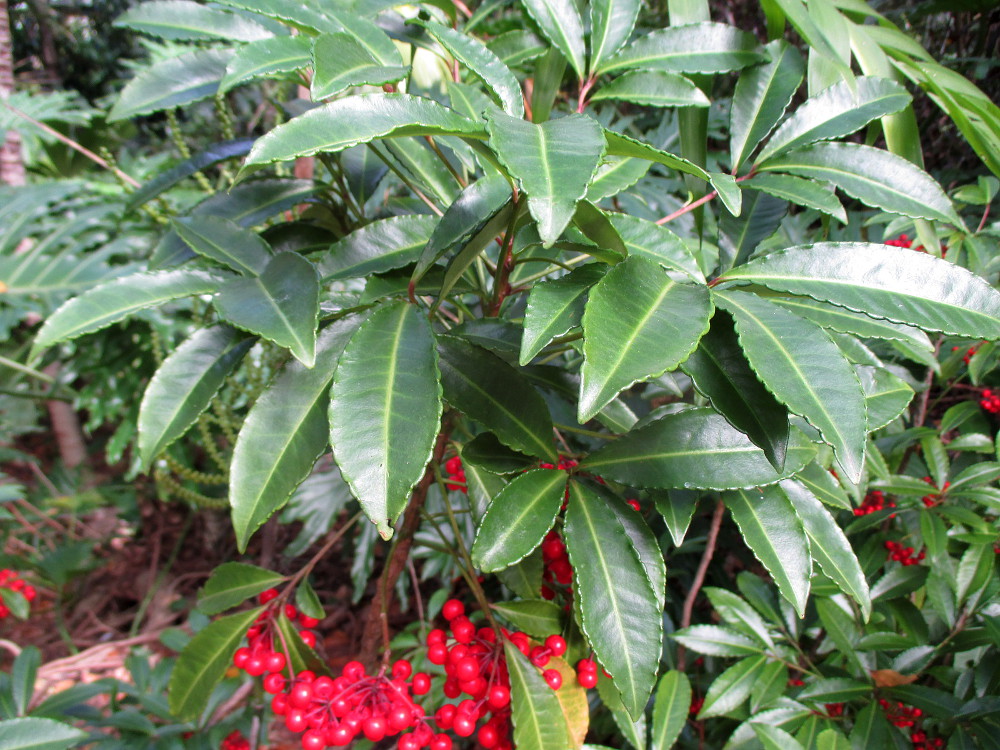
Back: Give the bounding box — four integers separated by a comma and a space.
477, 472, 565, 569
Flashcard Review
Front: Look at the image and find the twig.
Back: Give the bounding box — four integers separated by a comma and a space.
677, 498, 726, 671
656, 190, 718, 225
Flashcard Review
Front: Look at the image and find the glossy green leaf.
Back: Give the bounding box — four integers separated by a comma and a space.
704, 587, 775, 648
653, 490, 698, 546
214, 0, 337, 33
241, 93, 484, 172
582, 407, 814, 490
609, 213, 702, 281
109, 48, 233, 121
472, 469, 567, 572
717, 243, 1000, 340
650, 670, 691, 750
782, 479, 870, 619
588, 0, 640, 75
754, 724, 806, 750
504, 639, 574, 750
116, 0, 272, 41
758, 77, 910, 162
599, 22, 763, 75
275, 612, 329, 676
319, 215, 437, 281
487, 30, 547, 68
591, 71, 709, 108
580, 256, 712, 422
596, 674, 646, 750
462, 433, 536, 474
670, 625, 763, 657
857, 366, 913, 430
725, 486, 811, 616
138, 325, 253, 468
230, 318, 359, 550
220, 36, 312, 92
415, 20, 523, 117
730, 40, 805, 171
486, 111, 605, 247
330, 302, 442, 539
173, 216, 272, 275
521, 264, 605, 365
744, 174, 846, 222
412, 175, 511, 282
214, 252, 319, 367
491, 599, 563, 638
682, 311, 789, 470
796, 462, 852, 511
197, 562, 285, 615
698, 655, 768, 718
759, 142, 963, 226
168, 607, 263, 720
710, 172, 742, 216
437, 336, 557, 461
849, 703, 891, 749
585, 156, 651, 202
565, 480, 661, 718
716, 289, 867, 483
718, 187, 787, 274
32, 269, 227, 355
0, 718, 88, 750
604, 130, 710, 181
604, 486, 665, 610
521, 0, 586, 79
322, 9, 402, 65
11, 647, 39, 716
311, 32, 408, 100
449, 320, 523, 362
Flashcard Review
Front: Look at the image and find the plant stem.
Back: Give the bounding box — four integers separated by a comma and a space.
677, 498, 725, 671
656, 190, 718, 225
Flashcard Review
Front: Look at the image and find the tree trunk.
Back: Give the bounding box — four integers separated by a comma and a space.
1, 0, 26, 187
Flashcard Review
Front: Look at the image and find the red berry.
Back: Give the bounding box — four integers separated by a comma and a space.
392, 659, 413, 680
452, 714, 476, 737
478, 724, 499, 748
442, 598, 465, 621
302, 729, 326, 750
530, 646, 550, 667
412, 672, 431, 695
233, 647, 251, 670
454, 656, 480, 681
259, 588, 279, 604
363, 716, 387, 742
266, 651, 287, 673
299, 630, 316, 648
544, 634, 567, 657
543, 669, 563, 690
263, 672, 286, 694
430, 734, 453, 750
487, 684, 510, 708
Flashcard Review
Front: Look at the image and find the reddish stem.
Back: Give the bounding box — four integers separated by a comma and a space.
677, 499, 725, 671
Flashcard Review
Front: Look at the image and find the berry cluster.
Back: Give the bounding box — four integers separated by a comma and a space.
538, 457, 578, 471
853, 490, 896, 517
980, 388, 1000, 414
883, 234, 948, 257
885, 540, 926, 566
540, 530, 572, 602
951, 342, 983, 365
0, 570, 36, 619
909, 729, 945, 750
232, 590, 321, 684
425, 599, 568, 749
824, 703, 844, 718
220, 731, 252, 750
920, 477, 950, 508
574, 657, 600, 689
879, 699, 922, 728
443, 456, 467, 494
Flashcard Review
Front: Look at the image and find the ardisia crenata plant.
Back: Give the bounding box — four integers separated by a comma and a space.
8, 0, 1000, 747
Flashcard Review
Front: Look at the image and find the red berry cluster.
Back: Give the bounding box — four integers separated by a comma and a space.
980, 388, 1000, 414
538, 457, 578, 471
879, 699, 922, 727
951, 342, 983, 365
232, 590, 321, 683
540, 530, 572, 602
221, 730, 252, 750
885, 233, 915, 248
910, 729, 945, 749
885, 540, 926, 566
574, 657, 600, 689
0, 570, 36, 619
853, 490, 896, 517
920, 477, 950, 508
824, 703, 844, 718
444, 456, 467, 493
426, 599, 567, 749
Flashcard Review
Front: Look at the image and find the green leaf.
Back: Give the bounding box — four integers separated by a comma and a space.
582, 407, 815, 490
857, 366, 913, 430
565, 480, 661, 719
413, 20, 523, 118
717, 243, 1000, 340
311, 32, 408, 100
330, 302, 442, 539
580, 256, 712, 422
606, 489, 665, 610
588, 0, 640, 76
295, 579, 325, 620
173, 216, 272, 275
608, 214, 702, 281
604, 130, 710, 181
585, 156, 651, 202
759, 142, 963, 226
504, 639, 574, 750
437, 336, 557, 461
275, 613, 329, 676
487, 30, 547, 68
220, 36, 312, 92
596, 674, 646, 750
213, 252, 319, 367
653, 490, 698, 546
591, 71, 709, 108
462, 433, 536, 474
197, 562, 285, 615
322, 9, 403, 65
744, 174, 846, 222
318, 215, 436, 282
754, 724, 806, 750
682, 310, 789, 470
796, 462, 852, 511
471, 469, 567, 572
230, 317, 359, 551
213, 0, 337, 33
670, 625, 763, 657
115, 0, 272, 41
241, 93, 484, 172
0, 718, 88, 750
598, 22, 763, 75
782, 479, 870, 619
485, 111, 605, 247
704, 587, 775, 647
11, 647, 39, 716
412, 175, 512, 283
730, 40, 805, 171
109, 48, 233, 121
757, 76, 910, 162
168, 607, 263, 720
849, 702, 891, 749
698, 655, 768, 719
716, 289, 867, 482
710, 172, 742, 216
138, 325, 253, 468
32, 269, 227, 354
521, 0, 586, 79
651, 670, 691, 750
521, 265, 605, 365
725, 486, 811, 616
492, 599, 563, 638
